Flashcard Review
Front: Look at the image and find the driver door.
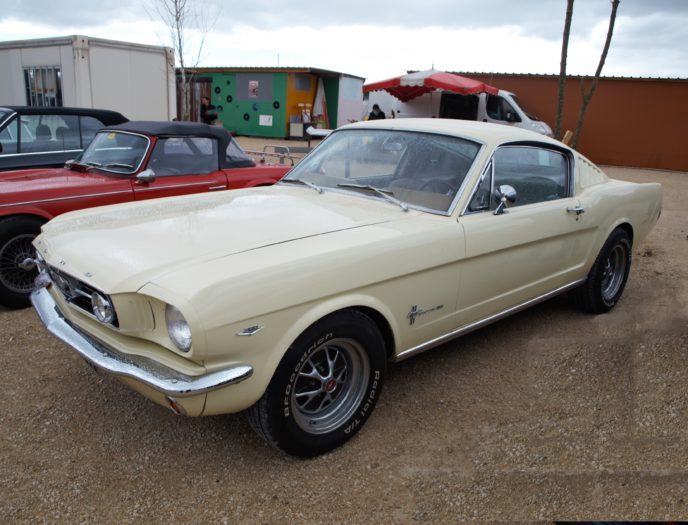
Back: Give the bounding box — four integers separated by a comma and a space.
457, 145, 591, 324
132, 136, 227, 200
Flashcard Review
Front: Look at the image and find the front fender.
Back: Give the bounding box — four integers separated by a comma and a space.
200, 293, 398, 416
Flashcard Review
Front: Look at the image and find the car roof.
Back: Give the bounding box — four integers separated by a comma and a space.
103, 121, 256, 169
0, 106, 128, 125
342, 118, 563, 148
105, 120, 231, 140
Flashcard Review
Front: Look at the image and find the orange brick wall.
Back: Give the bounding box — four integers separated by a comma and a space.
462, 73, 688, 172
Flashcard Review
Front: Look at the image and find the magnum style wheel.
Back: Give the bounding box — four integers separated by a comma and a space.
247, 310, 386, 457
0, 216, 44, 309
571, 227, 632, 314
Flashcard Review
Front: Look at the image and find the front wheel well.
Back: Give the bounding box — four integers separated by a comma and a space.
349, 306, 396, 359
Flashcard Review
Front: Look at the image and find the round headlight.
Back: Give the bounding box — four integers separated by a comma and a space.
91, 292, 114, 324
165, 304, 192, 352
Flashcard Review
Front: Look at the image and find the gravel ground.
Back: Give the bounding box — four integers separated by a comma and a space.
0, 151, 686, 523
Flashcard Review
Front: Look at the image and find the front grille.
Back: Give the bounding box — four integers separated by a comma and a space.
47, 266, 119, 327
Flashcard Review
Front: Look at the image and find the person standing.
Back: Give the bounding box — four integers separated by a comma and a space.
368, 104, 386, 120
200, 96, 217, 125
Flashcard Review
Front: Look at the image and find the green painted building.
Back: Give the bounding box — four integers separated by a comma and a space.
178, 67, 365, 138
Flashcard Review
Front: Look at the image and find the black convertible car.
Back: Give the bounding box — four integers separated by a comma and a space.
0, 106, 128, 171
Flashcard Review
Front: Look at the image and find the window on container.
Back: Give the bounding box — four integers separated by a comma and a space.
24, 67, 63, 107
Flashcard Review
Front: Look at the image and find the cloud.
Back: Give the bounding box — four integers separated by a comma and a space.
1, 0, 686, 79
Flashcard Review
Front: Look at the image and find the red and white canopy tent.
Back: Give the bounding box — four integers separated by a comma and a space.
363, 69, 498, 102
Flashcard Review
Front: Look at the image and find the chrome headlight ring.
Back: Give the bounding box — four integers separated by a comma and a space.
91, 292, 115, 324
165, 304, 192, 352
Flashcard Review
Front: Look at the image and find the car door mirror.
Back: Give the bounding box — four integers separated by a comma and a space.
136, 168, 156, 184
493, 184, 517, 215
506, 112, 521, 123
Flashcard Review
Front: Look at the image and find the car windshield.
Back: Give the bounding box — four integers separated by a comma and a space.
78, 131, 149, 174
0, 108, 12, 123
283, 129, 481, 214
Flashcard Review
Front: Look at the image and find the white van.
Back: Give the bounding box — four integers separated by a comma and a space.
366, 89, 553, 136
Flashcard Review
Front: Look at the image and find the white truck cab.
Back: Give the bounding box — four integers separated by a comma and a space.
366, 89, 553, 136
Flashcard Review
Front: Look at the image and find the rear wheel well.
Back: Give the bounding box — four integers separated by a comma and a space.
617, 222, 634, 246
0, 213, 49, 226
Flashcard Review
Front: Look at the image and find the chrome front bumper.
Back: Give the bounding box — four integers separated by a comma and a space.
30, 285, 253, 397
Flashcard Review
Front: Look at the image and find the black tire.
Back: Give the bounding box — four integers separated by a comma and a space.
0, 216, 45, 309
570, 227, 632, 314
247, 310, 386, 457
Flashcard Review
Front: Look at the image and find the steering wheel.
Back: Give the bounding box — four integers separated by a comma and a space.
421, 180, 455, 195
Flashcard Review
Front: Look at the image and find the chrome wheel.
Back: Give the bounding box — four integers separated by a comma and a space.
600, 243, 627, 302
291, 337, 370, 435
0, 233, 37, 294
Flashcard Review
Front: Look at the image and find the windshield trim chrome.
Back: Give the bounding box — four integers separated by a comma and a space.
82, 130, 151, 175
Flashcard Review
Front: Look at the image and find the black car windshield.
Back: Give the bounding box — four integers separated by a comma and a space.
0, 108, 12, 123
78, 131, 149, 174
282, 129, 481, 214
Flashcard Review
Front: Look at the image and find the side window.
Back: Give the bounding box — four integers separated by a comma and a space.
467, 161, 493, 212
0, 117, 19, 154
19, 114, 77, 153
148, 137, 218, 176
80, 116, 105, 148
53, 115, 79, 150
486, 95, 517, 121
492, 146, 569, 207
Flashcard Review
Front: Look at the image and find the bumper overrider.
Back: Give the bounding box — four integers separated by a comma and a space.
30, 276, 253, 406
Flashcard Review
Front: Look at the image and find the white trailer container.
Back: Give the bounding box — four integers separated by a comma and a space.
0, 35, 176, 121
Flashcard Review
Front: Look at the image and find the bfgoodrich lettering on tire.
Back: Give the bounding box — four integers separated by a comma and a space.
247, 310, 386, 457
571, 227, 632, 314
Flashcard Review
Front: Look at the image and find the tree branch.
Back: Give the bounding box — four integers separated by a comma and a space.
572, 0, 620, 148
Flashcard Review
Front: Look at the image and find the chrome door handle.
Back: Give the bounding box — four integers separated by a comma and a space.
566, 206, 585, 215
208, 185, 227, 191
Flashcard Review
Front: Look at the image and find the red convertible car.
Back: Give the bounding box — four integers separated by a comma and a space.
0, 121, 291, 308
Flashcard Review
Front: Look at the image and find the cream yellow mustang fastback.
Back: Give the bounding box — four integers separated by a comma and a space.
31, 119, 662, 457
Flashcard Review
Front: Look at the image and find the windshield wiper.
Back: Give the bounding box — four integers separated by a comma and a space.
336, 183, 409, 212
280, 178, 324, 194
101, 162, 134, 169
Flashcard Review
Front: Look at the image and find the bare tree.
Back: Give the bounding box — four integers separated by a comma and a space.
554, 0, 575, 140
149, 0, 215, 121
571, 0, 620, 148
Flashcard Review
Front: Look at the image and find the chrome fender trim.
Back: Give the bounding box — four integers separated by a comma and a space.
30, 286, 253, 397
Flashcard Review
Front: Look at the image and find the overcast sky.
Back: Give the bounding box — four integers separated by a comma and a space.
1, 0, 686, 81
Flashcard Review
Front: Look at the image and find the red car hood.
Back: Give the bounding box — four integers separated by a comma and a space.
0, 167, 130, 207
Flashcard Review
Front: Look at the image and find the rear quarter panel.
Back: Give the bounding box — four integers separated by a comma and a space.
576, 178, 662, 271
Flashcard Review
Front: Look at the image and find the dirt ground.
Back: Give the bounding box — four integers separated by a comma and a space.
0, 150, 686, 523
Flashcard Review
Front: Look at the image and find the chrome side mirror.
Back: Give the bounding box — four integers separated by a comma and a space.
494, 184, 517, 215
136, 168, 156, 184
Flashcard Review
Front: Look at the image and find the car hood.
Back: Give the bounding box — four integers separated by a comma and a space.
36, 186, 419, 293
0, 167, 129, 207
